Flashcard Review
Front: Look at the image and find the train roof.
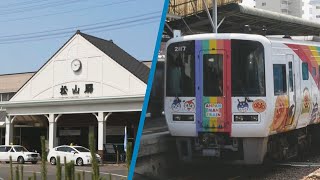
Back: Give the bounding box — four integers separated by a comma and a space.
267, 35, 320, 47
167, 33, 320, 47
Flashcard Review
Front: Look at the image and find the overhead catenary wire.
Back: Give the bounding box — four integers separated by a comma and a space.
0, 13, 161, 44
0, 0, 139, 23
0, 0, 86, 15
0, 11, 161, 39
0, 20, 159, 45
0, 0, 49, 9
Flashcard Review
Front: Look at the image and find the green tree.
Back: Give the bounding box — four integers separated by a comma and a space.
64, 156, 67, 180
15, 166, 19, 180
40, 136, 47, 180
77, 172, 81, 180
33, 172, 36, 180
9, 156, 13, 180
20, 165, 24, 180
82, 171, 85, 180
126, 142, 133, 172
89, 133, 99, 180
56, 156, 61, 180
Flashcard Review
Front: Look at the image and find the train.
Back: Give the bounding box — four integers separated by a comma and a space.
164, 33, 320, 164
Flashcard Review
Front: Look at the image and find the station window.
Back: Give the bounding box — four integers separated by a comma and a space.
0, 92, 15, 102
273, 64, 287, 95
262, 2, 266, 6
317, 6, 320, 9
302, 62, 309, 80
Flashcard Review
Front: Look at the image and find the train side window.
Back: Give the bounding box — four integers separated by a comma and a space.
273, 64, 287, 95
302, 62, 309, 80
288, 62, 293, 92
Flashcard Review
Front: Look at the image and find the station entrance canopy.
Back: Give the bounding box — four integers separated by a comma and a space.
166, 3, 320, 37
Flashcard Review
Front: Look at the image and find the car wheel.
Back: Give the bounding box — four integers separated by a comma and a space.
5, 161, 9, 164
17, 156, 25, 164
76, 158, 84, 166
50, 157, 57, 165
31, 161, 37, 164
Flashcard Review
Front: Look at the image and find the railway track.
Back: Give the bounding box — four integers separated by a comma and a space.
167, 148, 320, 180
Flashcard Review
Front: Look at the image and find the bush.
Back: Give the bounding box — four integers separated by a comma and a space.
89, 133, 99, 180
126, 142, 133, 172
40, 136, 47, 180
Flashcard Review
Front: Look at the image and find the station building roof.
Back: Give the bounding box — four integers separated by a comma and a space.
0, 72, 35, 94
165, 3, 320, 37
79, 32, 150, 84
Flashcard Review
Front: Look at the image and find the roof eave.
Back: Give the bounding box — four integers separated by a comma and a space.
0, 95, 145, 108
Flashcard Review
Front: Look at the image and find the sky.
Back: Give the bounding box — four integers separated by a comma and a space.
0, 0, 164, 74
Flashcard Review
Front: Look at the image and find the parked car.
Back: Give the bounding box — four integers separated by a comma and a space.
47, 145, 101, 166
0, 145, 40, 164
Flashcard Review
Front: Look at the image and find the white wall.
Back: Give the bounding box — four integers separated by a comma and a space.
11, 34, 146, 102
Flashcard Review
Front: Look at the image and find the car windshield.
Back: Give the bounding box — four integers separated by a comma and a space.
74, 147, 90, 152
14, 146, 29, 152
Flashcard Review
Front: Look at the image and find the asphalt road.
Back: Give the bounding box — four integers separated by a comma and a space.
0, 162, 127, 180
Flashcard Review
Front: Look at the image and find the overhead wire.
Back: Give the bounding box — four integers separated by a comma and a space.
0, 11, 161, 39
0, 20, 159, 45
0, 0, 86, 16
0, 0, 138, 23
0, 0, 160, 44
0, 0, 49, 9
0, 13, 161, 44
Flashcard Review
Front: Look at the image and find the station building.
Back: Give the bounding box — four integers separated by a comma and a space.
0, 31, 150, 159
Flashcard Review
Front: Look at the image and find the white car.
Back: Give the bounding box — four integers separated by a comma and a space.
47, 145, 101, 166
0, 145, 40, 164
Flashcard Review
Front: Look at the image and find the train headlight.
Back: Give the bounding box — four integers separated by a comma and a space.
172, 114, 194, 121
234, 115, 258, 122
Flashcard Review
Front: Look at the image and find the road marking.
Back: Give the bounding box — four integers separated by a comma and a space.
24, 171, 41, 174
75, 170, 127, 178
0, 164, 33, 167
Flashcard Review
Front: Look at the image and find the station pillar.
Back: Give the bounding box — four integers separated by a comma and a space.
48, 114, 57, 149
97, 112, 106, 159
5, 116, 13, 145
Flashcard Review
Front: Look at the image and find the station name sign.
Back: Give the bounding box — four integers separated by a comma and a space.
60, 84, 94, 95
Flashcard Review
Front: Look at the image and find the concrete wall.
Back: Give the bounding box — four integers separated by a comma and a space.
256, 0, 281, 13
256, 0, 303, 17
134, 132, 179, 179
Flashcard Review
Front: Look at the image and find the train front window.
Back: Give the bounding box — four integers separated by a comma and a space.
231, 40, 265, 96
166, 41, 195, 97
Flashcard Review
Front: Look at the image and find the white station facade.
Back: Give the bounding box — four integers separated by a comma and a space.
0, 31, 149, 158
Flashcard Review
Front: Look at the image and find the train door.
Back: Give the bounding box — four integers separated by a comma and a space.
286, 55, 296, 127
297, 56, 312, 128
196, 42, 231, 133
310, 64, 318, 123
